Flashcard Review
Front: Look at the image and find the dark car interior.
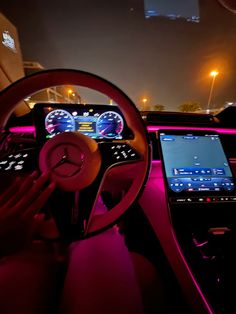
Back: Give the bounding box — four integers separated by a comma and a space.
0, 68, 236, 313
1, 1, 236, 314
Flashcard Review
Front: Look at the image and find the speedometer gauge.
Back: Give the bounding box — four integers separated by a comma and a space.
96, 111, 124, 138
45, 109, 75, 136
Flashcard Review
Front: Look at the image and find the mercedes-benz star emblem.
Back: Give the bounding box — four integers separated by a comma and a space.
51, 147, 84, 177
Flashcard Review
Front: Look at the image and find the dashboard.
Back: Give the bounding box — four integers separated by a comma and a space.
0, 103, 134, 173
33, 103, 133, 143
0, 103, 136, 173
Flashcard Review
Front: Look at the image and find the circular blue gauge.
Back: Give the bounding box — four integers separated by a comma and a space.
96, 111, 124, 138
45, 109, 75, 136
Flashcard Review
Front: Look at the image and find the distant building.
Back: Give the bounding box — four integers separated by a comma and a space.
23, 61, 82, 108
0, 11, 82, 116
0, 12, 30, 116
23, 61, 44, 75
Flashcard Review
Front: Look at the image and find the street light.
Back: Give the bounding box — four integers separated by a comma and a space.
142, 98, 148, 110
207, 70, 219, 112
67, 89, 73, 103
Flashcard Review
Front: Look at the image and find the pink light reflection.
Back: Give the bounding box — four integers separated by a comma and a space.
151, 160, 161, 165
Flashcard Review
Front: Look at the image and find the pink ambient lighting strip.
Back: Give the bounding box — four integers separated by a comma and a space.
9, 126, 35, 133
9, 125, 236, 136
147, 125, 236, 134
144, 163, 214, 313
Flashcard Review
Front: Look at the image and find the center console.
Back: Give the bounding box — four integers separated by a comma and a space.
158, 130, 236, 313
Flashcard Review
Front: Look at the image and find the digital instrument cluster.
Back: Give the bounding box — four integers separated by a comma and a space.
34, 104, 131, 142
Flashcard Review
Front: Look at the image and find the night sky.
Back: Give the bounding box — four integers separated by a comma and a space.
0, 0, 236, 111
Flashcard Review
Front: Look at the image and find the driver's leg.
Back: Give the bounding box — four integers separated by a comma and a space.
60, 227, 144, 314
0, 241, 63, 314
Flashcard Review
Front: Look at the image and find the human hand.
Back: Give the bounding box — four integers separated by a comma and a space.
0, 172, 55, 255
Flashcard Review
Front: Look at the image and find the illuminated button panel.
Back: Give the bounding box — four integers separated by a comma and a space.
168, 177, 234, 192
100, 143, 140, 164
171, 196, 236, 204
0, 149, 37, 172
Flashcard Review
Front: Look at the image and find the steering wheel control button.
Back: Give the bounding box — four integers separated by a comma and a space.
0, 149, 36, 172
100, 143, 140, 165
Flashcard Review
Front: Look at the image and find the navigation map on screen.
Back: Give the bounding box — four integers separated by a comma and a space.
160, 132, 235, 193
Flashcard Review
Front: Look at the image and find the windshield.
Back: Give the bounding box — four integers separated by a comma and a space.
0, 0, 236, 114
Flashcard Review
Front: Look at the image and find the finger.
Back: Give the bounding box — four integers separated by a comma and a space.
22, 182, 56, 220
5, 183, 56, 239
0, 207, 24, 236
0, 177, 29, 229
1, 180, 54, 233
2, 172, 47, 219
0, 176, 21, 205
4, 171, 38, 208
6, 171, 41, 208
34, 213, 46, 221
0, 173, 53, 236
9, 172, 50, 212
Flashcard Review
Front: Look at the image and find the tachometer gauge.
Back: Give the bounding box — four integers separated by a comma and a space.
45, 109, 75, 136
96, 111, 124, 138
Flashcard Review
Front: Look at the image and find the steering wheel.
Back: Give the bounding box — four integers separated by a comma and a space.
217, 0, 236, 13
0, 69, 150, 239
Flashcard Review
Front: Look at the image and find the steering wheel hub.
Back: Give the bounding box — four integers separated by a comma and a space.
39, 132, 102, 191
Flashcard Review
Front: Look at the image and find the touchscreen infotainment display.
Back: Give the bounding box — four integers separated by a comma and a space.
159, 131, 235, 194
